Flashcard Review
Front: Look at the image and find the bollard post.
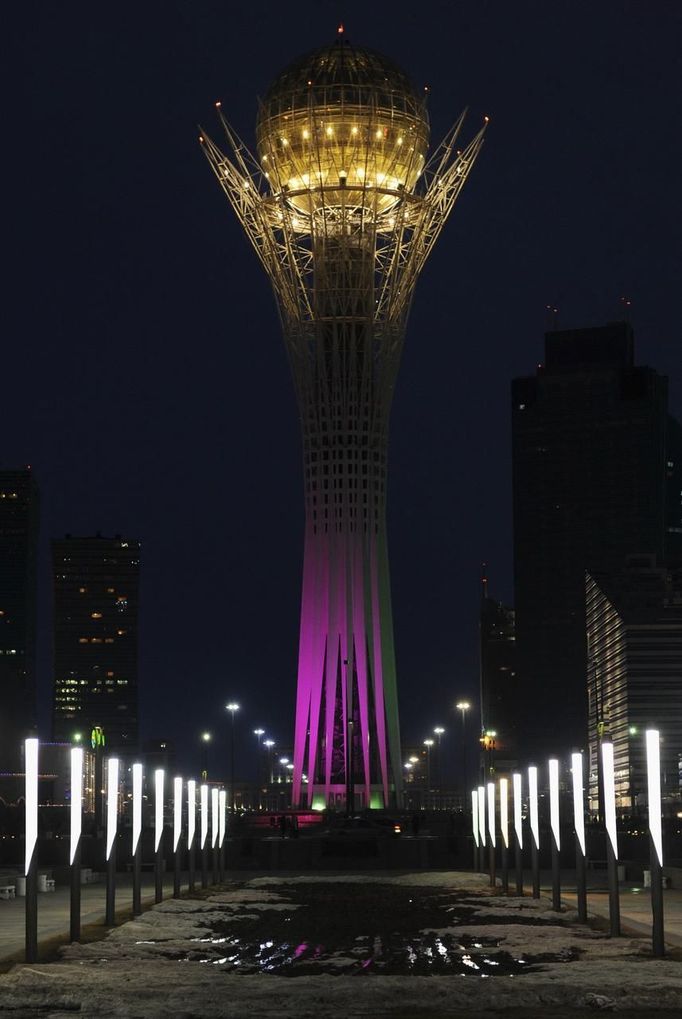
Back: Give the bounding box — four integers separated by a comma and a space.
528, 766, 540, 899
471, 789, 480, 871
487, 781, 496, 888
218, 789, 227, 883
571, 752, 587, 923
24, 738, 39, 962
69, 746, 83, 942
645, 730, 664, 958
105, 757, 119, 926
154, 769, 164, 904
200, 783, 209, 889
513, 772, 524, 895
173, 777, 183, 898
477, 785, 486, 875
187, 780, 196, 892
549, 759, 561, 911
499, 777, 509, 894
601, 742, 621, 937
132, 763, 143, 916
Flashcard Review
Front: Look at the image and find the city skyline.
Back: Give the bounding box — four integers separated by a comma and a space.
3, 4, 681, 774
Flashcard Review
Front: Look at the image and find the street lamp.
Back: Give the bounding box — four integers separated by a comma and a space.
456, 701, 471, 804
423, 738, 435, 791
225, 703, 240, 815
200, 731, 211, 780
434, 727, 445, 789
263, 739, 275, 784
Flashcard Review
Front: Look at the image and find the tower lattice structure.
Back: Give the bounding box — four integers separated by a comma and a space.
202, 38, 486, 808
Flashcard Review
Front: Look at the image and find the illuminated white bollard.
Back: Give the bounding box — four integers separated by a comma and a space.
154, 769, 165, 903
499, 777, 509, 893
571, 752, 587, 921
601, 741, 620, 936
548, 758, 561, 910
211, 787, 219, 884
69, 746, 84, 941
218, 788, 227, 882
471, 788, 480, 870
24, 738, 39, 961
173, 777, 183, 897
513, 772, 523, 894
487, 781, 496, 886
105, 758, 119, 926
477, 784, 486, 874
187, 779, 197, 890
646, 730, 664, 956
131, 763, 143, 915
528, 765, 540, 898
70, 747, 83, 866
200, 783, 209, 888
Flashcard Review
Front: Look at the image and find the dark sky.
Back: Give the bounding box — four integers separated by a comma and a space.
4, 1, 681, 779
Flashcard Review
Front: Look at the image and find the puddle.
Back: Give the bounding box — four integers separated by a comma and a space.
172, 883, 581, 977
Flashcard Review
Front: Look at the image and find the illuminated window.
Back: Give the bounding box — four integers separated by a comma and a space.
78, 638, 88, 644
79, 587, 86, 593
107, 587, 115, 594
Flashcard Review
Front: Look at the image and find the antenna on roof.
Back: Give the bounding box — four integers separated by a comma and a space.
620, 296, 632, 324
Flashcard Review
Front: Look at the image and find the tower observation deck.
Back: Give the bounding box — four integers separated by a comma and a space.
201, 36, 486, 809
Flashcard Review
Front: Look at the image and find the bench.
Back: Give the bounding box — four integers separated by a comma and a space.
0, 885, 15, 900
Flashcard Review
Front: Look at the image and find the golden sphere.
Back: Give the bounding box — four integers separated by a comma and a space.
256, 40, 430, 218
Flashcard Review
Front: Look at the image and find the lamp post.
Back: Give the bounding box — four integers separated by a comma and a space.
200, 732, 211, 781
512, 772, 523, 895
433, 727, 445, 790
173, 777, 183, 898
456, 701, 471, 807
24, 738, 39, 962
131, 762, 143, 915
423, 739, 434, 795
105, 757, 119, 926
70, 745, 83, 942
253, 729, 265, 802
549, 758, 561, 911
264, 740, 275, 786
646, 729, 664, 957
225, 703, 240, 815
571, 752, 587, 922
601, 740, 621, 936
528, 765, 540, 899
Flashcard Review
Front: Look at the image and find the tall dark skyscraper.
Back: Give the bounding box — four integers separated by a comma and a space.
52, 535, 140, 753
511, 322, 676, 758
0, 469, 39, 769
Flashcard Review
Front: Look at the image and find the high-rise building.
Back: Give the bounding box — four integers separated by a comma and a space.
479, 572, 517, 771
586, 556, 682, 813
202, 36, 486, 808
52, 535, 140, 753
512, 322, 675, 758
0, 468, 39, 769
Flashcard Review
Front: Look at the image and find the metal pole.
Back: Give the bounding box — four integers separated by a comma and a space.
231, 713, 236, 815
551, 830, 561, 911
174, 842, 181, 898
501, 843, 508, 894
188, 840, 196, 892
133, 838, 142, 915
105, 841, 116, 926
531, 839, 540, 899
155, 839, 163, 904
514, 828, 523, 895
575, 834, 587, 922
201, 844, 208, 889
650, 833, 665, 958
606, 836, 621, 936
25, 852, 38, 963
70, 840, 81, 942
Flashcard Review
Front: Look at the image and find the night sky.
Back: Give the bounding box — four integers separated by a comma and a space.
4, 2, 681, 780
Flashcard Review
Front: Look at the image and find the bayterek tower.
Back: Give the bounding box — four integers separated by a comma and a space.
201, 31, 485, 809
